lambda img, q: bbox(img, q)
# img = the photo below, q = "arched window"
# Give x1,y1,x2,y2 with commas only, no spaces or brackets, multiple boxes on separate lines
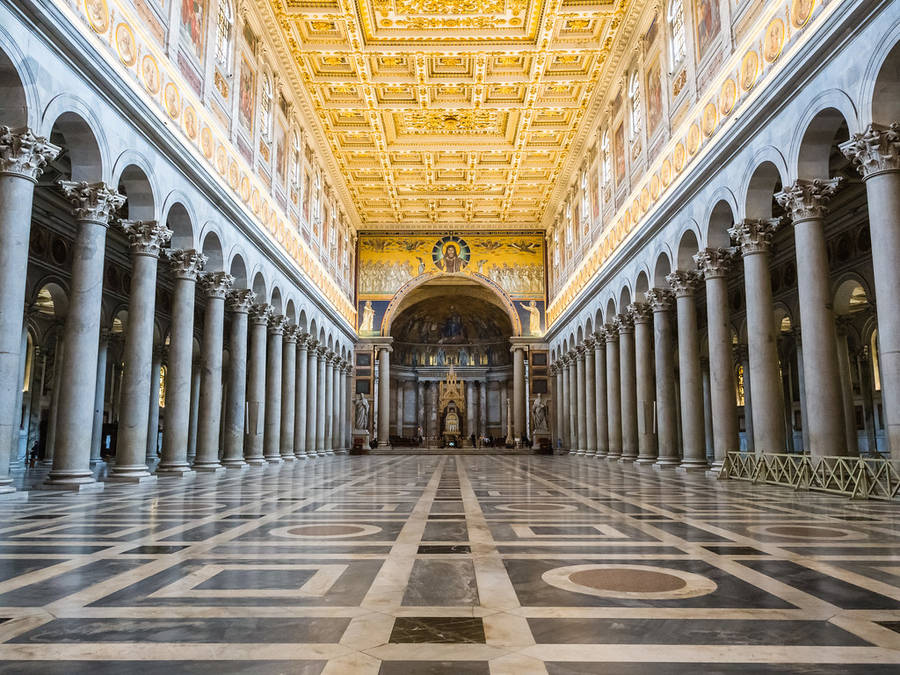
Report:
291,130,302,188
565,202,573,246
313,169,322,223
215,1,234,68
580,169,589,222
260,74,273,138
667,0,686,66
601,131,611,186
629,70,643,141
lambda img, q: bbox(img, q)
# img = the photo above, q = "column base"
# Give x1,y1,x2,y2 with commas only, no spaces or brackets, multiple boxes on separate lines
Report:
107,473,158,485
245,456,266,466
157,466,197,478
265,456,283,464
634,456,659,466
676,462,709,473
43,476,105,492
606,454,622,461
594,452,608,459
294,452,309,459
653,460,680,470
306,451,319,458
280,454,296,462
192,464,226,474
618,455,637,463
220,458,247,469
323,450,335,455
334,449,348,455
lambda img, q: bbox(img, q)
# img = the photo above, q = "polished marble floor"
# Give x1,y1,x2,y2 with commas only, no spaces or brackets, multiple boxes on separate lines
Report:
1,455,900,673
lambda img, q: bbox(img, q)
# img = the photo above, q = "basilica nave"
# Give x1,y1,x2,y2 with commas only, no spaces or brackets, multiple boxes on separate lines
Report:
1,0,900,672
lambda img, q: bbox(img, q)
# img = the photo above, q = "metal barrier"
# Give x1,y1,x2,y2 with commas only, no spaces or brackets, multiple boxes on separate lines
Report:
719,451,900,500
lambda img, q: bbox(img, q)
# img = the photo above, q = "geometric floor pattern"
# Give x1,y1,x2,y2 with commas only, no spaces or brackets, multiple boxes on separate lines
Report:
1,455,899,673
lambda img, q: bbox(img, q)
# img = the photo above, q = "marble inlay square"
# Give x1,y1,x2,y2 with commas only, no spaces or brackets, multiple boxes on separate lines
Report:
389,617,485,643
149,564,349,599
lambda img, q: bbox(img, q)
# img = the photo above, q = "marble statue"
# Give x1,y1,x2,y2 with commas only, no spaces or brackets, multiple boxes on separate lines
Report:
522,300,541,336
531,393,549,432
354,392,369,430
360,300,376,333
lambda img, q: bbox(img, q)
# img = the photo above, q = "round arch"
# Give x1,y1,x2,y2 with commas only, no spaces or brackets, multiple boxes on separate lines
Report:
379,271,523,337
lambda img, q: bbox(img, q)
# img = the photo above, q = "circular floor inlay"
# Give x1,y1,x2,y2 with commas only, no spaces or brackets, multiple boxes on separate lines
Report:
542,564,718,599
494,502,578,513
269,522,382,539
569,568,687,593
746,524,866,541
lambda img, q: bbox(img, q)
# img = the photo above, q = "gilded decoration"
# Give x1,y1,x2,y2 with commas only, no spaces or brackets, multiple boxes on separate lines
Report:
264,0,630,228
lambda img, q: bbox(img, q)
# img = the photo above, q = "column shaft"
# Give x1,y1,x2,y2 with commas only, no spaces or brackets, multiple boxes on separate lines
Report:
280,328,297,461
47,183,124,489
316,349,327,452
90,336,108,466
512,346,526,439
294,339,309,457
159,252,205,474
605,327,621,459
377,347,391,447
245,305,270,465
193,273,232,471
619,316,638,461
263,316,285,463
305,341,319,456
583,344,597,455
631,306,657,464
221,289,253,469
649,289,678,466
575,348,587,453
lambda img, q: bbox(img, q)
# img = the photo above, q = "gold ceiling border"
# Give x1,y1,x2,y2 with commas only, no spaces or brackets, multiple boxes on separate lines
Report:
58,0,356,325
546,0,834,327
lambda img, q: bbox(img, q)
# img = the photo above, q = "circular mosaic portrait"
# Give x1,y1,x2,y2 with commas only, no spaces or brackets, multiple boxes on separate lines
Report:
432,235,471,273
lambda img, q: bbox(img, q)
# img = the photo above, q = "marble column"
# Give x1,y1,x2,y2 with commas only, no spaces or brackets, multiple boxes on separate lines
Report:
146,349,163,463
90,334,109,466
583,338,597,455
566,349,581,455
618,314,638,462
0,127,59,494
245,304,270,465
416,380,425,441
263,314,285,464
193,272,233,472
667,270,707,471
220,289,254,469
552,364,564,450
735,344,755,453
695,248,739,470
730,219,786,454
187,361,201,462
648,288,679,467
841,124,900,454
339,362,351,453
560,356,571,449
702,361,714,460
44,333,64,466
305,339,319,457
293,335,309,458
377,346,391,447
47,182,124,490
575,345,587,454
280,326,298,461
394,377,403,438
158,250,206,475
512,345,527,441
316,346,328,453
794,330,811,453
325,352,336,454
479,381,487,439
333,359,342,452
835,320,859,454
472,380,475,438
605,323,622,460
593,334,609,457
629,303,657,464
776,179,847,456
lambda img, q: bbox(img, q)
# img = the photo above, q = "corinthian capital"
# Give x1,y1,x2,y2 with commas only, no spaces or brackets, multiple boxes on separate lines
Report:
199,271,234,299
283,325,299,343
647,287,674,312
167,249,207,280
119,220,172,257
728,219,779,256
0,127,60,181
617,312,634,333
249,303,272,325
627,301,652,323
775,178,843,221
226,288,256,313
59,181,125,224
839,122,900,178
665,270,702,297
268,314,286,335
694,247,736,279
603,322,619,342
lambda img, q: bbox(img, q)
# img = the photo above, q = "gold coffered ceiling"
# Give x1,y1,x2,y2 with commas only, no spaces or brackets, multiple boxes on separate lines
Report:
264,0,635,229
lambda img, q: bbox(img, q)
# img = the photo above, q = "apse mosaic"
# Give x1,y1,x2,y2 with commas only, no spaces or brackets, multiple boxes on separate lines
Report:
357,232,545,336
